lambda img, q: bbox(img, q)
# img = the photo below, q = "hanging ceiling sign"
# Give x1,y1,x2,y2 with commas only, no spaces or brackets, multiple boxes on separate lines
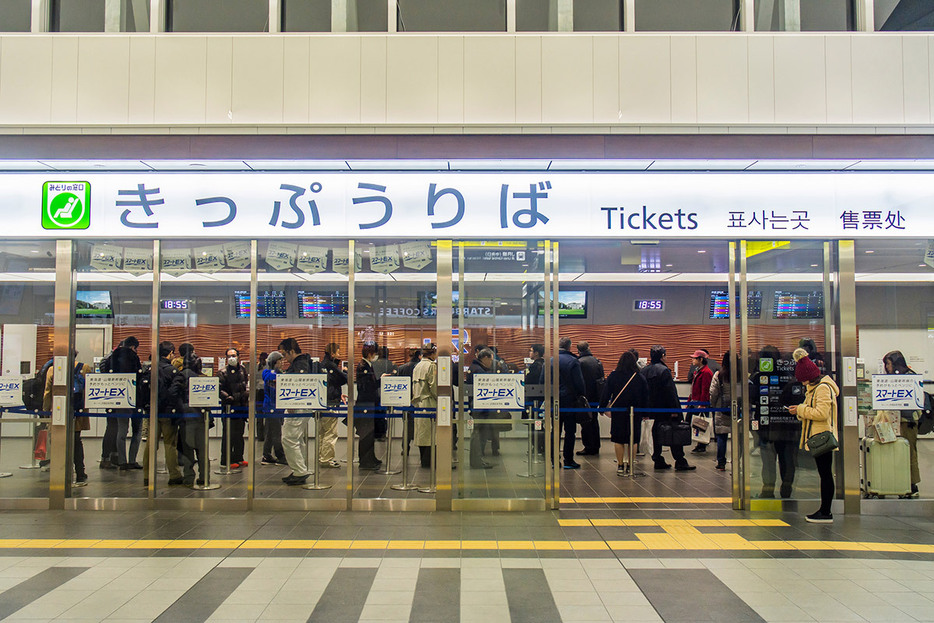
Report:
8,172,931,240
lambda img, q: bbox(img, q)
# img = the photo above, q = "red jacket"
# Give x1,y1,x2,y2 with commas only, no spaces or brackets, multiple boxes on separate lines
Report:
690,365,713,403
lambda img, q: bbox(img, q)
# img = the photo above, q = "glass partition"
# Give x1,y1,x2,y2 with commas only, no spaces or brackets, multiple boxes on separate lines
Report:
635,0,739,31
854,239,932,500
744,241,830,505
167,0,269,32
52,0,105,32
0,241,57,502
0,0,31,31
397,0,506,31
876,0,934,31
756,0,854,31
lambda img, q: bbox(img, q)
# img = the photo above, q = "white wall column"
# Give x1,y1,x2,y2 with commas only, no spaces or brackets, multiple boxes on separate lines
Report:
780,0,801,31
150,0,166,31
388,0,397,32
855,0,875,31
332,0,358,32
506,0,516,32
556,0,572,31
269,0,281,32
104,0,122,32
739,0,755,31
30,0,50,32
623,0,635,32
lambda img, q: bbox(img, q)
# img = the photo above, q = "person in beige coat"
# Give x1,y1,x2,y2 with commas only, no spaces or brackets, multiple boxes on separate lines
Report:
411,344,438,468
788,348,839,524
43,361,92,483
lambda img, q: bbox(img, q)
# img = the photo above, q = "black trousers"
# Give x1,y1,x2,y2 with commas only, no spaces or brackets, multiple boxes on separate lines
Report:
355,404,377,467
814,451,835,514
73,430,85,477
560,413,577,465
220,417,245,464
579,414,601,452
651,418,686,464
100,417,117,461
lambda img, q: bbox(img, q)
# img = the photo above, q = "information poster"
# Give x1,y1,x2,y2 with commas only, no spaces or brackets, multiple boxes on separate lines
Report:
380,376,411,407
276,374,327,410
871,375,924,410
751,356,799,427
0,377,23,407
188,376,220,408
472,374,524,410
85,373,137,409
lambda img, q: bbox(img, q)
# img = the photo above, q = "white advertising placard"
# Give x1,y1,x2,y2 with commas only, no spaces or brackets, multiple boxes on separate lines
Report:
89,243,122,271
380,376,411,407
161,248,191,276
224,241,251,269
188,376,220,408
472,374,524,410
871,375,925,410
370,244,400,273
192,244,226,273
122,246,152,275
0,377,23,407
265,242,297,271
276,374,327,410
297,245,328,274
85,373,137,409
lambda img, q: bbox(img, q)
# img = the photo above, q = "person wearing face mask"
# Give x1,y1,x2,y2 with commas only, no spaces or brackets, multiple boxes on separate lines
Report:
354,344,382,470
218,347,249,469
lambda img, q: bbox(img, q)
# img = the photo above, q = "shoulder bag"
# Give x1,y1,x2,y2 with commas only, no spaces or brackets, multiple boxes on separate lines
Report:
805,379,838,458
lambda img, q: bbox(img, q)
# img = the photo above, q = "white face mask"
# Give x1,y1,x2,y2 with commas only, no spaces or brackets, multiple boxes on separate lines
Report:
227,356,238,367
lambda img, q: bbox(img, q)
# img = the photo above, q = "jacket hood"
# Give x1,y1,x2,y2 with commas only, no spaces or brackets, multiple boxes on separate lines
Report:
813,375,839,393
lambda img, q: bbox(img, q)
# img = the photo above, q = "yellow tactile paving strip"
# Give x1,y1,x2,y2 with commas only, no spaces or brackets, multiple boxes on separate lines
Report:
561,497,732,504
0,536,930,553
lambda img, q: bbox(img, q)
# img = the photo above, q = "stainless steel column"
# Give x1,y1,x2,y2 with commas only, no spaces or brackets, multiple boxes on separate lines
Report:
728,241,742,510
739,241,752,508
147,240,161,503
247,240,257,508
345,239,355,507
836,241,860,515
551,242,561,509
49,240,76,509
434,240,453,510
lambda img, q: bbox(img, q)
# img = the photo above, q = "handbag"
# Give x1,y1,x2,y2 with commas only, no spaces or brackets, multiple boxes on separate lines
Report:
658,420,692,447
806,430,838,457
575,395,592,424
691,415,709,432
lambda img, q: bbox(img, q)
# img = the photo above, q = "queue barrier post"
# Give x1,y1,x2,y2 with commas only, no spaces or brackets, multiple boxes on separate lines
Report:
191,409,221,491
418,412,437,494
376,407,400,476
517,403,541,478
0,414,11,478
214,407,240,475
19,414,42,470
303,411,331,491
391,409,419,491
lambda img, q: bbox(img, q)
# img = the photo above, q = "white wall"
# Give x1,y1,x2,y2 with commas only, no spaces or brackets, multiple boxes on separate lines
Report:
0,33,932,133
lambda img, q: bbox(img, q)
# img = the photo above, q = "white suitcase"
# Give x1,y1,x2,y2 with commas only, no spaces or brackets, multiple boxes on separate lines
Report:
861,438,911,498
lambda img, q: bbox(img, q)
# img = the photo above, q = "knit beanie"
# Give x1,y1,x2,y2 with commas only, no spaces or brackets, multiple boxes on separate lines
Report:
792,348,809,362
266,351,284,369
795,355,820,383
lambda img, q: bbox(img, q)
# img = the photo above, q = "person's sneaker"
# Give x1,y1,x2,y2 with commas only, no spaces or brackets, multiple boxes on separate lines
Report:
563,461,581,470
285,473,309,485
261,456,277,465
805,511,833,524
320,459,341,468
75,473,88,483
674,462,696,471
715,463,726,471
99,460,115,470
239,460,248,467
127,462,143,470
39,459,50,467
229,462,241,469
195,478,205,486
617,466,627,477
691,445,707,454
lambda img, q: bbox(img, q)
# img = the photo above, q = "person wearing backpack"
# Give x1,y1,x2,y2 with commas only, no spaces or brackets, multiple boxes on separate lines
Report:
883,350,922,497
42,357,91,483
141,341,185,486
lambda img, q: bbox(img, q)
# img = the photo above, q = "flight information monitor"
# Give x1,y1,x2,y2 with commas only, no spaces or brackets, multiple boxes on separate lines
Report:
234,290,287,318
298,291,348,318
773,290,824,319
709,290,762,319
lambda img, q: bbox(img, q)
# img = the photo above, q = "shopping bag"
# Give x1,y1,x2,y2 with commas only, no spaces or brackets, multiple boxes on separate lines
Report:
692,419,712,444
872,412,898,444
33,429,48,460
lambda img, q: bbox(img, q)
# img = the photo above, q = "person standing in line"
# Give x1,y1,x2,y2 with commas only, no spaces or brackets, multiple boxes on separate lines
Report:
398,348,422,457
540,337,587,470
708,352,733,471
689,349,714,454
43,356,92,483
411,343,438,468
883,350,922,497
599,351,648,476
788,348,839,523
105,337,143,470
277,338,313,485
218,347,249,469
254,352,268,443
576,341,605,457
260,351,288,466
468,348,496,469
371,346,397,441
317,343,346,469
173,351,207,485
142,341,184,486
354,344,381,470
642,345,695,471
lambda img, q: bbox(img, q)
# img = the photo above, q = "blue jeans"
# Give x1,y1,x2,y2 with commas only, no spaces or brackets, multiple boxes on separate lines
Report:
716,432,729,466
114,416,141,466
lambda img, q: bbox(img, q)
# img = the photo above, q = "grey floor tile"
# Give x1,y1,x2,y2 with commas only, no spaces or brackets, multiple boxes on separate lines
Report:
0,566,88,620
629,568,764,623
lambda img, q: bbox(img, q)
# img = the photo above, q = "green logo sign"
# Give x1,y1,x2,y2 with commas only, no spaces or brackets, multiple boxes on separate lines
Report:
759,358,774,373
42,182,90,230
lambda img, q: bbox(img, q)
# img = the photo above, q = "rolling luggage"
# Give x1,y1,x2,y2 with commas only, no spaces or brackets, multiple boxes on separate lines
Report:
861,437,911,499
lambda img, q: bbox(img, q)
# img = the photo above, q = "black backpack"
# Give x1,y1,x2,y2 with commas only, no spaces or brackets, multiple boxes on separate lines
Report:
21,374,45,411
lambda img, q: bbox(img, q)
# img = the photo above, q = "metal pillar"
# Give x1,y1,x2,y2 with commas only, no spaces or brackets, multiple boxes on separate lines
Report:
836,241,860,515
622,0,635,31
739,241,752,508
147,240,161,503
49,240,76,509
150,0,166,32
855,0,875,32
247,240,257,508
728,241,743,510
268,0,281,32
434,240,453,510
31,0,50,32
345,240,355,507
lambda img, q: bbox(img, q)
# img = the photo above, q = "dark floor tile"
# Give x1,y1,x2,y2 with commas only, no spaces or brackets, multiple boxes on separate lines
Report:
630,569,765,623
153,567,253,623
409,568,459,623
308,567,378,623
503,568,561,623
0,567,88,620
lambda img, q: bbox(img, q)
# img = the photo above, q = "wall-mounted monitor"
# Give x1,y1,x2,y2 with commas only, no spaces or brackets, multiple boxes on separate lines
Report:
76,290,113,318
709,290,762,319
773,290,824,319
298,291,348,318
539,290,588,318
234,290,287,319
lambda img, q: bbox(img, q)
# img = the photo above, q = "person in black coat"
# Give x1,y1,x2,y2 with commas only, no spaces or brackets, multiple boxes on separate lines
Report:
539,337,587,469
600,351,648,476
101,337,143,470
173,352,207,485
354,344,380,469
218,347,249,468
467,349,497,469
641,345,694,471
577,341,605,456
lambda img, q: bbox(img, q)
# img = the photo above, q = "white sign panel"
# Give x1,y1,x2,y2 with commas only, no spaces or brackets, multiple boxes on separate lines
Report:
89,243,122,271
370,244,400,273
224,241,251,269
85,373,136,409
297,245,328,274
161,249,191,276
0,377,23,407
122,246,152,275
8,172,934,240
872,375,925,410
380,376,411,407
276,374,327,410
265,241,296,271
473,374,524,410
188,376,220,408
192,244,226,273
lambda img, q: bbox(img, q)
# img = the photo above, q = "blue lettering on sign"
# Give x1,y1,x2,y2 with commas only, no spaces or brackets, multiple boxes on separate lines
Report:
476,388,516,400
88,387,127,399
875,388,915,402
191,383,214,393
384,383,408,392
0,383,19,391
279,388,318,400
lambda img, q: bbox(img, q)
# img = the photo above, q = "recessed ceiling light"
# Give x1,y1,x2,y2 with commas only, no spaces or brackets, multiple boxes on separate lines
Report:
810,264,819,267
665,264,673,267
920,264,927,267
697,250,707,254
865,250,875,254
124,300,134,304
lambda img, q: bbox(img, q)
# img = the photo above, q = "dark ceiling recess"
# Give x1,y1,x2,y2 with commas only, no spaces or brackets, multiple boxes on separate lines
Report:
881,0,934,30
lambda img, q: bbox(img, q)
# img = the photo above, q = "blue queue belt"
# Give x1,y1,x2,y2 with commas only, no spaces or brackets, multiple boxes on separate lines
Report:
1,406,52,417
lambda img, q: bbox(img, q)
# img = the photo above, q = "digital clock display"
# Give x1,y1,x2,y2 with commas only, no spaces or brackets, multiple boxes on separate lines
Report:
633,299,664,311
161,299,189,311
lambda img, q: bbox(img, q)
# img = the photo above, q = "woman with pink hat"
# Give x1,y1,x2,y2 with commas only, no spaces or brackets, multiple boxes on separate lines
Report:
788,348,839,524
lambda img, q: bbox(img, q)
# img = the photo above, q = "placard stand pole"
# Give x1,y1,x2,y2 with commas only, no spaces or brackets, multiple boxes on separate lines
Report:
303,412,331,490
191,410,220,490
418,415,437,494
517,406,537,478
19,416,41,469
391,410,418,491
215,407,240,475
629,407,644,478
376,407,400,475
